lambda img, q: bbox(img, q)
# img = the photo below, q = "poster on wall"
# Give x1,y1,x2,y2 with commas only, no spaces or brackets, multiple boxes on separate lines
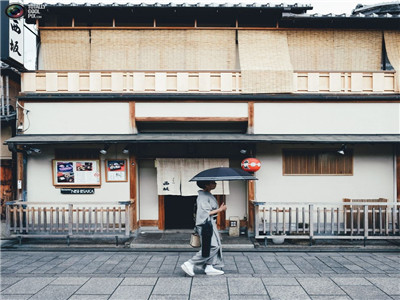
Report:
53,160,101,186
105,160,128,182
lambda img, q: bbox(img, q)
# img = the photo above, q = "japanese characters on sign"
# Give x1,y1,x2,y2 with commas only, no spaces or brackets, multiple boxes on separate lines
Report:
53,160,101,186
9,19,23,65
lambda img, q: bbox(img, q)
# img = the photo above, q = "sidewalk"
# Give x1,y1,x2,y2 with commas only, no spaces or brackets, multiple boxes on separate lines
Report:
1,250,400,299
2,231,399,252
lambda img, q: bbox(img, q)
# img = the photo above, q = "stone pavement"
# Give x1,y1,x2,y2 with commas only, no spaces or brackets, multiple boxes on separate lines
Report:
1,250,400,300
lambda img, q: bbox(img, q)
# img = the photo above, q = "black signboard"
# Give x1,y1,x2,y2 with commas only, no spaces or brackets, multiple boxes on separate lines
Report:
60,188,95,194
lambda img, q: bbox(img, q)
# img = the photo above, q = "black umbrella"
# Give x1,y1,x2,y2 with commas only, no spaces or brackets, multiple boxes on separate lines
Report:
189,167,258,182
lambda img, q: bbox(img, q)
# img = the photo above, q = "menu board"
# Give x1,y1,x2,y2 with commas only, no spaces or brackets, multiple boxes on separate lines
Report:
105,160,128,182
53,160,101,186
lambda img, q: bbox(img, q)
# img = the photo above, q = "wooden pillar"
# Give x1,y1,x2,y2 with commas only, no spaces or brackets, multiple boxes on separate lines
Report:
129,155,137,230
129,101,137,134
158,195,165,230
397,146,400,201
247,101,254,134
247,180,255,233
216,195,226,230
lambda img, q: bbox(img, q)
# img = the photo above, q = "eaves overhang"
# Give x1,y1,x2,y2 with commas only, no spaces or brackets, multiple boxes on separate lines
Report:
5,134,400,146
17,93,400,102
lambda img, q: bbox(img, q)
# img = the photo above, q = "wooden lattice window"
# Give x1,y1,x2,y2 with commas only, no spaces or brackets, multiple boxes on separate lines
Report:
283,149,353,175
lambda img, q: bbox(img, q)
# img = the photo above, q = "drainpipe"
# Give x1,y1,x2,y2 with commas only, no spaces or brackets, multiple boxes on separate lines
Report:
1,76,4,115
5,76,9,115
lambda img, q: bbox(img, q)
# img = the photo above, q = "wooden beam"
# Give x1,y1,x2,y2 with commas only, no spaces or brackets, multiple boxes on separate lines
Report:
129,101,137,134
397,147,400,202
158,195,165,230
247,180,255,232
247,101,254,134
135,117,248,122
139,220,159,227
216,195,226,230
129,155,137,230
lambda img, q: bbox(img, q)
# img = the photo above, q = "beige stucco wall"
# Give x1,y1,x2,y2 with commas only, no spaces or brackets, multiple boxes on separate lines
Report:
26,145,130,203
135,102,248,118
255,144,395,204
254,103,400,134
23,102,131,134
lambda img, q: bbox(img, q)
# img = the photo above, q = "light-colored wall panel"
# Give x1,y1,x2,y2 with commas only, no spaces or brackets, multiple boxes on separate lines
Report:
177,73,189,92
136,102,248,118
45,73,58,92
155,72,167,92
89,73,101,92
372,73,384,92
22,73,36,92
254,103,400,134
329,73,341,92
111,72,123,92
24,102,131,134
256,144,395,204
199,73,211,92
26,146,130,203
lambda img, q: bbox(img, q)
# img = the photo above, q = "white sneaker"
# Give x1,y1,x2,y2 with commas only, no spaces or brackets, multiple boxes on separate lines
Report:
181,261,195,277
205,265,224,276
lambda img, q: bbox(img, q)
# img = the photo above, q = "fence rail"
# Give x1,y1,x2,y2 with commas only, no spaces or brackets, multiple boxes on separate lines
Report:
254,202,400,246
5,201,132,245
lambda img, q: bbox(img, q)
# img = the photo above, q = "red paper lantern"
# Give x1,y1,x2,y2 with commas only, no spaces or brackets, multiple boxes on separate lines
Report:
241,158,261,172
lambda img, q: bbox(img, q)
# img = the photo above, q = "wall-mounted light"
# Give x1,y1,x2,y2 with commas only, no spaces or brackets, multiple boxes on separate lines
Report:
240,149,247,154
122,145,129,154
23,146,41,155
100,144,110,155
337,144,347,155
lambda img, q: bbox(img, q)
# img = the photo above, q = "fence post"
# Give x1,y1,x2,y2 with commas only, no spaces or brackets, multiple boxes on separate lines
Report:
125,204,130,236
68,204,73,236
364,204,368,247
6,205,11,235
309,204,314,246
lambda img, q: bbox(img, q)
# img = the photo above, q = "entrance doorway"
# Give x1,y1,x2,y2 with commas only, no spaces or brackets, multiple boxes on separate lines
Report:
164,195,196,229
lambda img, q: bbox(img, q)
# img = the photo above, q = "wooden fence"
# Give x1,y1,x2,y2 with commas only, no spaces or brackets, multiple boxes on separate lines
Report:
5,201,132,245
254,201,400,246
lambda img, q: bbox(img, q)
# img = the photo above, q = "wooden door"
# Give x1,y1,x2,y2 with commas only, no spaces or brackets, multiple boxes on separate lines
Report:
0,160,13,219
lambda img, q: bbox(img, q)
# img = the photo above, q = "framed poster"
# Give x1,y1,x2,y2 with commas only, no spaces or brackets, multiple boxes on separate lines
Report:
105,160,128,182
53,160,101,186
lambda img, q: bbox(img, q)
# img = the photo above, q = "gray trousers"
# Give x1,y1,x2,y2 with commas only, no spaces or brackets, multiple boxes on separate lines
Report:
188,219,224,267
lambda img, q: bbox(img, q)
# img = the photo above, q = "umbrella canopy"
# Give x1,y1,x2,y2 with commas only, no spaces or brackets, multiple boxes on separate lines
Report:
189,167,258,181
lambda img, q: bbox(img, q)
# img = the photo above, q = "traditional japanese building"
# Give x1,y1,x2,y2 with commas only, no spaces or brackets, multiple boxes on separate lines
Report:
5,2,400,239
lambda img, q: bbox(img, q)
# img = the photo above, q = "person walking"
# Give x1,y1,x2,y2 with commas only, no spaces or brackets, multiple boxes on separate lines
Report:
181,180,227,276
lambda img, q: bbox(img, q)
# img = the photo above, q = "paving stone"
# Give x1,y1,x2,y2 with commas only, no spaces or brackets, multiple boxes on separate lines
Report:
230,296,270,300
367,277,400,295
69,295,110,300
261,277,299,286
190,285,229,300
152,277,191,295
0,277,23,286
267,286,311,300
228,278,267,295
148,296,188,300
192,276,227,286
109,285,153,300
50,277,90,285
311,297,351,300
1,277,55,294
330,277,372,286
29,285,80,300
297,278,345,296
0,295,33,300
75,277,123,294
340,285,393,300
121,277,158,285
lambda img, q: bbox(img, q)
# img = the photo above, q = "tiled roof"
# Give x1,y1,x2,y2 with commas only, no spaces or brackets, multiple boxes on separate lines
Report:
30,2,313,9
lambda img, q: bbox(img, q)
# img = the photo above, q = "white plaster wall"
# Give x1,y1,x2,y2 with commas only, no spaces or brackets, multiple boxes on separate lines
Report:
23,102,131,134
256,144,395,204
26,145,130,204
254,103,400,134
135,102,248,117
225,180,247,220
138,160,158,220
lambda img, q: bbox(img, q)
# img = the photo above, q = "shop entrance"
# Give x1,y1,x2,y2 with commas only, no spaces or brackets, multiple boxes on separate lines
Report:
164,195,196,229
